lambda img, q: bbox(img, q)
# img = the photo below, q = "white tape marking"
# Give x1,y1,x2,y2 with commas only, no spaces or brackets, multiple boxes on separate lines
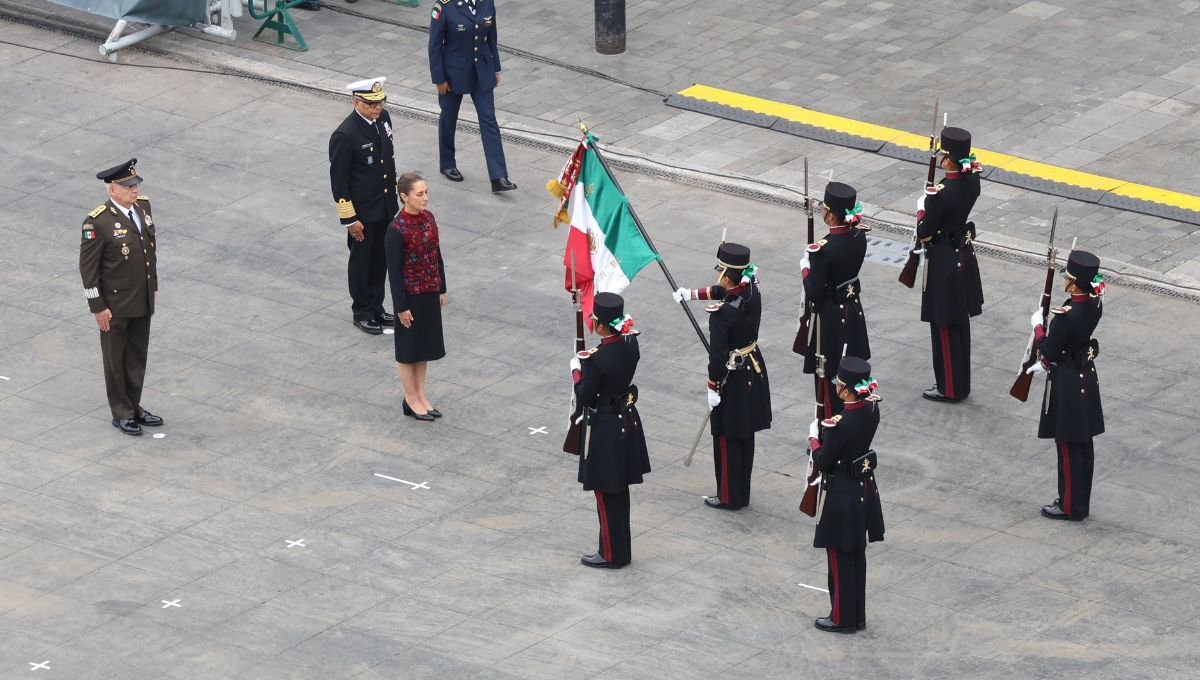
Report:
29,661,50,671
528,426,547,435
161,599,182,608
286,539,306,548
797,582,829,593
374,473,430,490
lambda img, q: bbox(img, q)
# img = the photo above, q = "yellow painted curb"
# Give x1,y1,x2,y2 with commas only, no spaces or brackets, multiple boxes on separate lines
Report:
678,84,1198,214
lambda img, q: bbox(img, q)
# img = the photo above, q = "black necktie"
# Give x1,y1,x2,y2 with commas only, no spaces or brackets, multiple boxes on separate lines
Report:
127,209,139,233
466,0,476,15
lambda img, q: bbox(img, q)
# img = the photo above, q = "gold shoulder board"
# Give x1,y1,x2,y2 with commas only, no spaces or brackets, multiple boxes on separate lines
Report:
88,205,106,218
137,195,150,201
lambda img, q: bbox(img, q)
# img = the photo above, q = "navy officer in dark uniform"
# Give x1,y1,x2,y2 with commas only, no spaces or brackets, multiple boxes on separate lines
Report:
1029,250,1105,521
917,126,984,402
801,181,872,416
808,356,884,633
79,159,163,435
570,293,651,569
329,77,399,335
428,0,516,193
673,242,772,510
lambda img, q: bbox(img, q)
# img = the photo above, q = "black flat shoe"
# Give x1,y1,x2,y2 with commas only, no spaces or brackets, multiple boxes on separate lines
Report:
354,318,383,335
922,387,961,403
814,617,856,634
704,496,734,510
1041,504,1082,521
403,399,435,422
440,167,464,182
134,410,163,426
490,177,517,192
376,311,395,327
112,418,143,436
427,408,442,418
580,553,623,569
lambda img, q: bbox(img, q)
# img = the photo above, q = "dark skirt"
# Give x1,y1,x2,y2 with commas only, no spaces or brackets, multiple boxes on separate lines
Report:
394,292,445,363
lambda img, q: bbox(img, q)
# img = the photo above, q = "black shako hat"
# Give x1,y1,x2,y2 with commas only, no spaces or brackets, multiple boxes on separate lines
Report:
716,242,750,270
833,356,871,389
96,158,142,186
1063,250,1101,291
591,292,624,328
823,181,857,220
940,127,972,161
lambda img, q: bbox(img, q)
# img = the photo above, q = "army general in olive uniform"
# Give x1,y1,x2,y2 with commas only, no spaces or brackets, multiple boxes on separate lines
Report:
79,159,163,436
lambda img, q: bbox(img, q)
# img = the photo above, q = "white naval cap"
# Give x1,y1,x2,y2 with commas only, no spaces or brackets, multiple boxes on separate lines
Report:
346,76,387,101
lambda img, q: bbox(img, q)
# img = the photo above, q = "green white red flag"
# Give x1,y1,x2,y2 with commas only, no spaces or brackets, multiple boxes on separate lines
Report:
549,134,659,329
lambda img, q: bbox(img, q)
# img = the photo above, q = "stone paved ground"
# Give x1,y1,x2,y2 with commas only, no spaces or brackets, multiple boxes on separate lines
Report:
1,11,1200,680
8,0,1195,284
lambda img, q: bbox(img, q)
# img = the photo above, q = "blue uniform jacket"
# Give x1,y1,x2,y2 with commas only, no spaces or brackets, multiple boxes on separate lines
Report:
428,0,500,95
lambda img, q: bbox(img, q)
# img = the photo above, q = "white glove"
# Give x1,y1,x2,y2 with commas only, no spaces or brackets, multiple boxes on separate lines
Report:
916,193,927,213
1030,308,1043,329
1025,361,1048,376
569,356,581,373
808,419,820,441
672,287,691,303
706,388,721,409
799,253,811,277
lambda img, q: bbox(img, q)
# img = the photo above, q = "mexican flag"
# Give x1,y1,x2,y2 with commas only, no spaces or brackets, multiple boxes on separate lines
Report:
551,135,659,330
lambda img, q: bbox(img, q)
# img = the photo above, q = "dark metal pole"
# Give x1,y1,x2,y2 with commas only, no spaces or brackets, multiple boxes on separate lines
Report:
588,141,710,351
594,0,626,55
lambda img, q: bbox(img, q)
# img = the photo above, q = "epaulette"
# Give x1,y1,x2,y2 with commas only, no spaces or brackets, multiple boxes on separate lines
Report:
925,183,944,195
87,205,106,218
820,414,843,428
1051,306,1071,314
438,0,449,4
806,239,828,253
577,347,598,359
137,195,150,201
704,302,724,313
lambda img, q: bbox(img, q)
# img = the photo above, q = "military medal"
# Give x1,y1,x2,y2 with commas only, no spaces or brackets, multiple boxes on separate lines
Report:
121,243,130,258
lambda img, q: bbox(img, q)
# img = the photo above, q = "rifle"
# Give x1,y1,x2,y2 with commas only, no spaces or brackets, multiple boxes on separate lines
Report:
1010,208,1059,402
791,156,815,355
797,316,828,517
562,251,586,454
898,98,941,288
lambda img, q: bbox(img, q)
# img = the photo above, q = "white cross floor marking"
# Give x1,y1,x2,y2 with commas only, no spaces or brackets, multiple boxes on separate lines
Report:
161,599,182,608
0,376,11,381
286,539,306,548
374,473,430,490
528,426,547,435
796,582,829,593
29,661,50,670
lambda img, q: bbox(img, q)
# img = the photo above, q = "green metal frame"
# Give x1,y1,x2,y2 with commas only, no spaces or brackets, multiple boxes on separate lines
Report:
393,0,419,6
247,0,309,52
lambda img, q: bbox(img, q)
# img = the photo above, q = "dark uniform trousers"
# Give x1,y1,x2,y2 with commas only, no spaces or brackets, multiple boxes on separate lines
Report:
594,489,632,565
930,322,971,400
347,219,390,321
713,432,754,509
102,315,151,420
1057,440,1095,519
439,90,507,181
826,547,867,628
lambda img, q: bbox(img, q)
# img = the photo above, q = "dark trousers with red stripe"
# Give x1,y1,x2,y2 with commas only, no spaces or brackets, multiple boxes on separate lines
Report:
1057,440,1095,519
594,489,631,565
929,322,971,400
826,547,867,628
713,434,754,509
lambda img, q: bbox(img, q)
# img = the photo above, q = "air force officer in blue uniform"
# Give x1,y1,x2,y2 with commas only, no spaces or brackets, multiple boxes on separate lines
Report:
428,0,516,193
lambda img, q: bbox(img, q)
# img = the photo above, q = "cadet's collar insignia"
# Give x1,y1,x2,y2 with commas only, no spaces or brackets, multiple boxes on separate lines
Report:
88,205,106,218
1050,305,1071,314
600,334,623,345
1070,294,1090,303
829,226,850,235
842,400,867,411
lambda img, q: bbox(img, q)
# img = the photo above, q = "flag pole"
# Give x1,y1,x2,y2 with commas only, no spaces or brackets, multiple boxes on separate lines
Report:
585,134,710,352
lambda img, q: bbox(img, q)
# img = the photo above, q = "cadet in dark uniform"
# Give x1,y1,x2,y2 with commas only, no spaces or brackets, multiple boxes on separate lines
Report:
79,159,163,436
428,0,516,192
1030,250,1105,521
808,356,884,634
329,77,399,335
801,181,872,416
674,243,772,510
917,127,984,402
570,293,651,568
